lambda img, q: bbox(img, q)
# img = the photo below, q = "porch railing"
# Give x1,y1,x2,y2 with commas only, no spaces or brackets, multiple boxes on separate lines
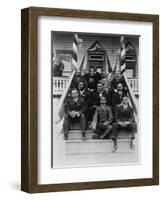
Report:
55,71,75,123
127,78,139,95
53,76,70,96
123,73,138,122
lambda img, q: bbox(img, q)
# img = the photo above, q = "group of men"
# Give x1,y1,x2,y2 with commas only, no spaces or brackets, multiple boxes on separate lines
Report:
63,66,136,152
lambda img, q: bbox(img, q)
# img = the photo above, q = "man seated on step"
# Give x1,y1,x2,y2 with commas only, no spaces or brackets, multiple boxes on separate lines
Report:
110,72,127,94
63,88,86,141
78,80,90,103
101,72,110,95
85,67,98,94
87,81,108,122
92,81,109,106
109,72,127,104
71,70,87,90
111,96,137,152
78,80,91,123
111,83,127,114
90,96,113,139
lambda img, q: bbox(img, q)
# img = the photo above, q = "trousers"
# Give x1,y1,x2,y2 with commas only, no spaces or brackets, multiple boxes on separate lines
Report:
64,113,86,135
111,122,137,140
95,123,112,139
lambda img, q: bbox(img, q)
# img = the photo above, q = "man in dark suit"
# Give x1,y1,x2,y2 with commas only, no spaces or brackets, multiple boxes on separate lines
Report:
81,69,89,81
111,96,137,152
71,71,86,89
94,65,102,83
53,56,64,77
111,83,126,108
78,80,91,123
91,96,113,139
101,72,110,95
92,82,109,106
85,67,98,94
87,82,108,122
64,88,86,141
78,81,90,103
109,72,127,104
110,72,127,93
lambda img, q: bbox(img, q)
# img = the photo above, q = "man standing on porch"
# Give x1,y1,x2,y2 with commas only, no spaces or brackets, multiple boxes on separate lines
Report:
53,55,64,77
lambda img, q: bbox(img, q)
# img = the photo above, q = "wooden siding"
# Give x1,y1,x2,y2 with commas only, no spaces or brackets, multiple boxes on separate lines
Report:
52,32,139,77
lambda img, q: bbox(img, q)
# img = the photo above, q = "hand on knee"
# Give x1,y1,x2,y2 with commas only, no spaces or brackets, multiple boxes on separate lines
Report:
107,125,112,131
112,123,118,128
65,114,69,118
81,113,85,118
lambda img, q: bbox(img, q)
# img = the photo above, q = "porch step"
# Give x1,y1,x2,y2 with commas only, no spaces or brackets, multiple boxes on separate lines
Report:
65,129,134,140
66,130,95,140
65,139,134,155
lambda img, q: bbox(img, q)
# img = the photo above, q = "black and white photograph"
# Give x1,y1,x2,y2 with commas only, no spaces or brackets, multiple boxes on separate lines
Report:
52,31,139,168
20,6,159,193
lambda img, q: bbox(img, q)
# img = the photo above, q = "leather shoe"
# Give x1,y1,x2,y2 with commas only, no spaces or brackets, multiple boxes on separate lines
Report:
64,134,68,140
82,133,86,141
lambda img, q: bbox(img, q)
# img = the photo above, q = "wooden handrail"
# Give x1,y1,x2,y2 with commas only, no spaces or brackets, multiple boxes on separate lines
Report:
123,73,138,117
55,70,75,123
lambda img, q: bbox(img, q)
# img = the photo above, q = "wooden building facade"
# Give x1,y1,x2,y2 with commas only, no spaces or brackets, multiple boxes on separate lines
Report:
52,31,139,79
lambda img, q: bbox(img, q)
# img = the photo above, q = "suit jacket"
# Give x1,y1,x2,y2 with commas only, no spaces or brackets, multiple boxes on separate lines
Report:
71,75,87,89
85,75,98,91
94,71,102,82
78,89,90,103
115,104,134,122
92,104,113,124
65,97,86,115
111,91,126,107
92,90,108,107
110,77,126,92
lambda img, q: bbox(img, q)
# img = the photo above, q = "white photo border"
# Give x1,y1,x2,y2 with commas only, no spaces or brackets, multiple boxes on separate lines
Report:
37,16,153,184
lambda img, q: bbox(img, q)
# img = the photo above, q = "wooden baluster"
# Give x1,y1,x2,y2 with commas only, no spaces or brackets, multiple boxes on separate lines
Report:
59,79,61,94
55,79,57,95
130,79,133,90
58,79,60,94
135,79,136,93
53,78,54,95
67,79,69,89
53,78,55,94
61,80,63,94
133,79,135,93
64,80,66,89
55,79,57,94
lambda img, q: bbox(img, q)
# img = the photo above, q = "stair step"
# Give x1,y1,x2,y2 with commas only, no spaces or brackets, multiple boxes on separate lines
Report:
65,139,134,155
66,130,95,140
64,130,135,140
69,122,91,130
